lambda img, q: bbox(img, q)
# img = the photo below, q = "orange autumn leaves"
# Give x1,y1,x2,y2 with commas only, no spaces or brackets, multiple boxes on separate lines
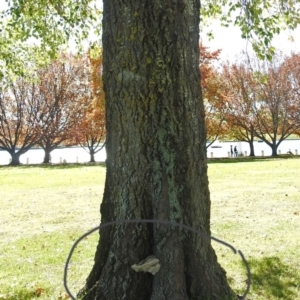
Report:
200,43,228,146
68,51,106,162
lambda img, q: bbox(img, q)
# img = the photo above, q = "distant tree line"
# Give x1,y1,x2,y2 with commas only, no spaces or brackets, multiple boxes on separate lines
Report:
202,48,300,156
1,47,300,165
0,52,106,165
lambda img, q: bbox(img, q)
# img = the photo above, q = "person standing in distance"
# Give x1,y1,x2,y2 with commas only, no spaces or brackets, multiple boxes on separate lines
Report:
234,146,238,157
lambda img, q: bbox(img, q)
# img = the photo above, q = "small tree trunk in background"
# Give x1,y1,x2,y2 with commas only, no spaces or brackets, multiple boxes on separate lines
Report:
43,148,53,163
9,151,21,166
249,141,255,156
248,132,255,156
81,1,236,299
89,149,95,163
271,144,278,156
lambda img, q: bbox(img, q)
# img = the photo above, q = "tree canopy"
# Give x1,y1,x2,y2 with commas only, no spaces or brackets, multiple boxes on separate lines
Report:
1,0,300,79
201,0,300,59
0,0,101,79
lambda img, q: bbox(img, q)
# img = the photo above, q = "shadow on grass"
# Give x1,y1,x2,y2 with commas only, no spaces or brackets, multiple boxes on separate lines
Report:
249,256,299,299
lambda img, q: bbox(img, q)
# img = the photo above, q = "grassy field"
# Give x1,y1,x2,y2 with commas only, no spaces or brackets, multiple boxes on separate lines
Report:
0,159,299,300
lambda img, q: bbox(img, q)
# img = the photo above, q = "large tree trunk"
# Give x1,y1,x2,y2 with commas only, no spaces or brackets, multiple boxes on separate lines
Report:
81,1,236,299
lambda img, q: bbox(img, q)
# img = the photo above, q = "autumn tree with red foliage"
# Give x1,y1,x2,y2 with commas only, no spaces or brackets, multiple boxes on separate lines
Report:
249,53,300,156
280,53,300,139
70,50,106,163
222,61,258,156
199,43,228,147
0,78,47,165
223,53,300,156
36,54,89,163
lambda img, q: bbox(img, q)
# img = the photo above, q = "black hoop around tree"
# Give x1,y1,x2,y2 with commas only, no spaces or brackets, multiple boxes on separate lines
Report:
64,219,251,300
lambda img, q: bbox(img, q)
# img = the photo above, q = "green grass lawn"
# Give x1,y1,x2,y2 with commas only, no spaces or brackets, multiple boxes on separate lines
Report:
0,159,299,300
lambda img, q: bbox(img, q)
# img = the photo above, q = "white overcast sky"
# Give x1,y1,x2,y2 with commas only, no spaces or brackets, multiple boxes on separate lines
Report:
201,20,300,61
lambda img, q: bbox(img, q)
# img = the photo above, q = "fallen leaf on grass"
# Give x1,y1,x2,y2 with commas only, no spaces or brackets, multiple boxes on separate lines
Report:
35,287,45,297
57,294,70,300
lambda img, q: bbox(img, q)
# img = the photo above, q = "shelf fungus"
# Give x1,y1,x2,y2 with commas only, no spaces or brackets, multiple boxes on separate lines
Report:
131,255,161,275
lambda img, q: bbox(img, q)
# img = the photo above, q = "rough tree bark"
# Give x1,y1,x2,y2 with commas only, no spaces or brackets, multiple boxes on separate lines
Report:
81,1,236,299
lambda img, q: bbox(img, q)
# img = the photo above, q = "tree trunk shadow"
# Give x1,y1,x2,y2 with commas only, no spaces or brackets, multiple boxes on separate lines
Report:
249,256,299,299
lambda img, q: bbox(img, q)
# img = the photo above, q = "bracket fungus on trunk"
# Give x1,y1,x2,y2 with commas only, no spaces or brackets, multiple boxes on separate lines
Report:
131,255,161,275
